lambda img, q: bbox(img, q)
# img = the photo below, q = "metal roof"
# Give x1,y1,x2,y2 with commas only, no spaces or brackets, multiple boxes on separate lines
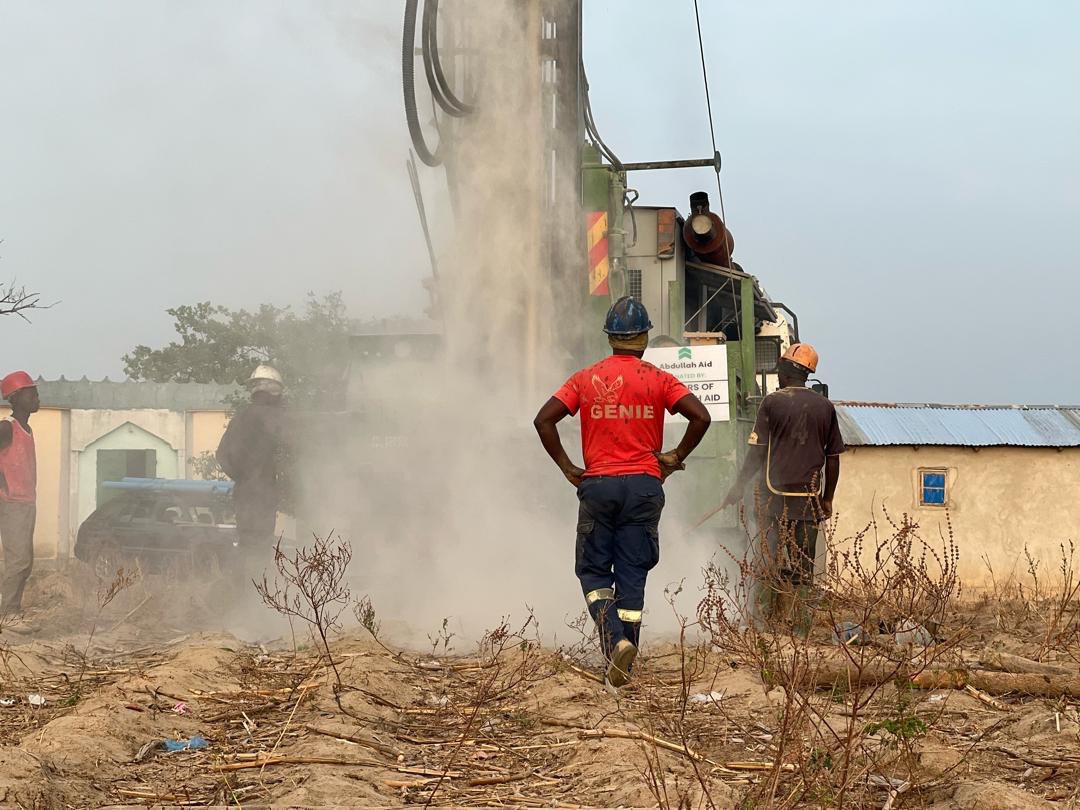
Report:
835,403,1080,448
33,378,238,411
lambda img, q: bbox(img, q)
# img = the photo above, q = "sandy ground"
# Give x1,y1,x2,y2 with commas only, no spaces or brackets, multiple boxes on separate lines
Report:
0,568,1078,809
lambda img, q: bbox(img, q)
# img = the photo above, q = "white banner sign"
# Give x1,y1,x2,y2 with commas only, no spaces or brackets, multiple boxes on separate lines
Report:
643,344,730,422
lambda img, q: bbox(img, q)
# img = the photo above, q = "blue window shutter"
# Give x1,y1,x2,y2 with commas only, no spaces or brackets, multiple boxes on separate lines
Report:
922,486,946,505
920,470,947,505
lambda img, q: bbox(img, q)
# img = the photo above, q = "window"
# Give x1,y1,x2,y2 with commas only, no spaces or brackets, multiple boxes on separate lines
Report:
919,469,947,506
156,501,194,524
626,267,642,301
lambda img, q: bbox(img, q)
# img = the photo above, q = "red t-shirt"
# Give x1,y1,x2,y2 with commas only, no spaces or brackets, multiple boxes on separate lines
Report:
553,355,691,479
0,418,36,503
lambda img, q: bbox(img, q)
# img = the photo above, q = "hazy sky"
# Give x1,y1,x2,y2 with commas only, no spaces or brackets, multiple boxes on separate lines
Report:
2,1,1078,403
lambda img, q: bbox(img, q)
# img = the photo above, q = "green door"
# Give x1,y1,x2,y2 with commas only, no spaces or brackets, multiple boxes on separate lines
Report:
96,449,157,509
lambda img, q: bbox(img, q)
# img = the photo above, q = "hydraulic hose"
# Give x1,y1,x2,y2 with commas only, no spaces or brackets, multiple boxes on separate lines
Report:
403,0,442,166
422,0,474,117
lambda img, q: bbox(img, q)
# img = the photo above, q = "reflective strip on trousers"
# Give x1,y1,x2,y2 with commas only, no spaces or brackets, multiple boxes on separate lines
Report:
617,608,642,623
585,588,615,605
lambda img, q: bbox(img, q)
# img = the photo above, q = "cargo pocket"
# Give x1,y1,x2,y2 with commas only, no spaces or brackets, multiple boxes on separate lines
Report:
575,517,595,571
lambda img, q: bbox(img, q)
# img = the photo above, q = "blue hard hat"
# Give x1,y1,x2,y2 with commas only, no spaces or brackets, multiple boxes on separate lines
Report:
603,296,653,336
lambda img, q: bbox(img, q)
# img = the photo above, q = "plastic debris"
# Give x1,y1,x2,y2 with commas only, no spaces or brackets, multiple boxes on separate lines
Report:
0,698,15,707
928,693,946,703
163,735,208,752
894,620,934,647
172,701,189,715
689,690,726,704
27,694,46,707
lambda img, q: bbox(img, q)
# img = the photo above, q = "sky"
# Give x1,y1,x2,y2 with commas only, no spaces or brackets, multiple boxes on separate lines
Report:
1,1,1078,403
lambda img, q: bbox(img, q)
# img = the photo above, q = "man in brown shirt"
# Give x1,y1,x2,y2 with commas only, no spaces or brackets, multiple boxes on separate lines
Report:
722,343,844,622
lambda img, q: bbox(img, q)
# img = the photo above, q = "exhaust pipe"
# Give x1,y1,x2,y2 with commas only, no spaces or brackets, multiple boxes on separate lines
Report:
683,191,734,266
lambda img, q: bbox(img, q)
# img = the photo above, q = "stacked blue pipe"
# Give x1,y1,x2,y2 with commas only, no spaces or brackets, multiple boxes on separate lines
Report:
102,477,234,495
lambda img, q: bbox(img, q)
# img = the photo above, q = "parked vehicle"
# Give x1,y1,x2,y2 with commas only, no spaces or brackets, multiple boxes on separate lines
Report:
74,478,238,575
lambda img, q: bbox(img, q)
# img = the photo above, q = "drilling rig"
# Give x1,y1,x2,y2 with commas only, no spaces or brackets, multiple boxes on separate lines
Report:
346,0,805,540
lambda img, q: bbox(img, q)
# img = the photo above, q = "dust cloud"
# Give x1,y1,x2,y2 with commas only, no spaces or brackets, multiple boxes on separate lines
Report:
222,1,725,650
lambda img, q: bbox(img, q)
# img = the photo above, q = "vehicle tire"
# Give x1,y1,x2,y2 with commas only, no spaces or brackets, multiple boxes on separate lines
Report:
93,539,131,581
190,544,224,578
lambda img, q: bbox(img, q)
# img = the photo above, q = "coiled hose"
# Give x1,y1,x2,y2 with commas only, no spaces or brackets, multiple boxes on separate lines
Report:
403,0,442,166
404,0,476,166
423,0,474,117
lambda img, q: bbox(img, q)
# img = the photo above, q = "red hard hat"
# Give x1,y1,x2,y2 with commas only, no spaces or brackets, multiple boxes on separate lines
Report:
1,371,36,400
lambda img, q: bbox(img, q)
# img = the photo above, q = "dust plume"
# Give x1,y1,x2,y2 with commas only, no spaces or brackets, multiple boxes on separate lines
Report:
237,1,723,649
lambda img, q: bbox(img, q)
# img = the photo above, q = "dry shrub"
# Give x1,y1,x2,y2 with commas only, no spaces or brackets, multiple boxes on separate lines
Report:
980,540,1080,663
684,505,970,808
255,533,352,689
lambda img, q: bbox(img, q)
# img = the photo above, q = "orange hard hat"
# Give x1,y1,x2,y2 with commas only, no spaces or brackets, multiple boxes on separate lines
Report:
1,371,36,400
781,343,819,373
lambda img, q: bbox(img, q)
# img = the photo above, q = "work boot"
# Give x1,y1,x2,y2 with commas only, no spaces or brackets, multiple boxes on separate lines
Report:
605,638,637,689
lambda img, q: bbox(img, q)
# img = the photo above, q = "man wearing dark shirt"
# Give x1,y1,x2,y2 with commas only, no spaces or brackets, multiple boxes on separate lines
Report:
723,343,844,622
216,365,287,558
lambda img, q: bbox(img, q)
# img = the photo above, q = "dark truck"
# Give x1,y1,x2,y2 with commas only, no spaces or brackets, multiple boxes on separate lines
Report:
74,478,239,576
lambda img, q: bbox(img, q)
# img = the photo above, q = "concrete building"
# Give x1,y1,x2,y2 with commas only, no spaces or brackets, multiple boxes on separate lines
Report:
1,379,236,563
833,403,1080,587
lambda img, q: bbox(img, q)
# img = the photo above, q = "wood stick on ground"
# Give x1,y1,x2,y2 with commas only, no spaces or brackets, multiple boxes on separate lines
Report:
561,660,604,684
812,661,1080,698
115,790,185,800
383,778,438,788
559,724,720,767
989,746,1080,770
215,755,385,773
203,699,288,724
466,770,533,787
304,723,401,759
977,651,1078,677
539,717,717,765
963,684,1012,711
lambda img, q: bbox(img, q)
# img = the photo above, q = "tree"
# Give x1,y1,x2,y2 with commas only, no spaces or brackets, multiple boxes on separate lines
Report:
2,240,45,319
123,292,352,407
0,281,42,319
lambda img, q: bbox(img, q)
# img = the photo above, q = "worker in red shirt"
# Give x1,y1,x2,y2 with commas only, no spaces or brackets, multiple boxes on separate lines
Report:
0,371,40,619
534,297,711,689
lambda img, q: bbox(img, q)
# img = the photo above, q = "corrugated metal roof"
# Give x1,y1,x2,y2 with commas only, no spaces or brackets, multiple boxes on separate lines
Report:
835,403,1080,448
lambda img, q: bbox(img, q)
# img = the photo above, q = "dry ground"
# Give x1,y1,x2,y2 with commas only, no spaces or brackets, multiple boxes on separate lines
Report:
0,565,1078,810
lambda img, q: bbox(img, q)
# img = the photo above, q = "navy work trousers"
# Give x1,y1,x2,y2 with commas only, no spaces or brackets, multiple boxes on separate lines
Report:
575,474,664,656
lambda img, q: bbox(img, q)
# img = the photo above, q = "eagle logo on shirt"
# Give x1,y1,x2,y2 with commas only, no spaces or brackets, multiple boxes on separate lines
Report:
591,375,624,404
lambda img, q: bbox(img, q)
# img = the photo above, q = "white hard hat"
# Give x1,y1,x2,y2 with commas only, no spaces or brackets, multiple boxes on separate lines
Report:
247,364,285,390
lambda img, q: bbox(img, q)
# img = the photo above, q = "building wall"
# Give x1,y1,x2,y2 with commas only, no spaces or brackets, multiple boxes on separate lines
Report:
2,405,230,563
833,445,1080,588
188,411,230,477
0,407,65,561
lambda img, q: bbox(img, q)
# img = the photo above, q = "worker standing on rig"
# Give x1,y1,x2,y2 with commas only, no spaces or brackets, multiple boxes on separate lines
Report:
722,343,843,626
534,297,711,690
0,371,40,621
216,365,288,564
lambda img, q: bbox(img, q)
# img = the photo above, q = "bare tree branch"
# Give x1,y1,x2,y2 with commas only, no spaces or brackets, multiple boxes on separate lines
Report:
0,281,47,321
